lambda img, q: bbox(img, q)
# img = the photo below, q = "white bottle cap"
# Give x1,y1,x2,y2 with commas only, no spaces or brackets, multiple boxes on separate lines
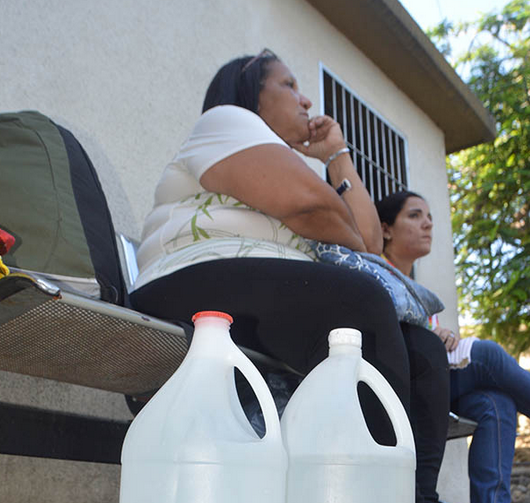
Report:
328,328,362,348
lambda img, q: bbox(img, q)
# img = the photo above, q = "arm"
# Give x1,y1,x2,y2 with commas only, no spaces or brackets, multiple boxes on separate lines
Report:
293,116,383,254
200,143,368,252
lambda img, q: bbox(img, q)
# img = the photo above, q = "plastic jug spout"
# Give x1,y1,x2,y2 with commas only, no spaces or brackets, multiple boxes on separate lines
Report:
328,328,362,356
187,311,234,356
192,310,233,330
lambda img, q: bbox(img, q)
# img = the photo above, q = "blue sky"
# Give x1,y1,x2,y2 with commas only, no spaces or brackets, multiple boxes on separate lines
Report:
399,0,510,31
399,0,512,69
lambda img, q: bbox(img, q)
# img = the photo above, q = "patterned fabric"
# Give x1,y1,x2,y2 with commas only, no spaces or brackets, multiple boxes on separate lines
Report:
312,242,444,326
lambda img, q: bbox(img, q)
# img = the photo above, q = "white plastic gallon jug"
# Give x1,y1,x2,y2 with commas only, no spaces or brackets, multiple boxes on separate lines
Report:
120,310,287,503
281,328,416,503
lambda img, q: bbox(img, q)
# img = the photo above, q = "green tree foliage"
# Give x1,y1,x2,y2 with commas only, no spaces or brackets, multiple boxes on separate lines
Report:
429,0,530,354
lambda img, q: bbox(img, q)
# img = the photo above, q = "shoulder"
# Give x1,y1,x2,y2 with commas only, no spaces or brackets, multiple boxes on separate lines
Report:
198,104,259,123
177,105,288,179
192,105,282,139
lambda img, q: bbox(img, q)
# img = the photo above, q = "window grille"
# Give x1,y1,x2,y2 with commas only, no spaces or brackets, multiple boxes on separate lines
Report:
321,67,409,201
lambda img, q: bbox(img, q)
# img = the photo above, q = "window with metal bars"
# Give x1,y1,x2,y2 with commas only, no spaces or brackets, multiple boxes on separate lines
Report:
321,66,409,201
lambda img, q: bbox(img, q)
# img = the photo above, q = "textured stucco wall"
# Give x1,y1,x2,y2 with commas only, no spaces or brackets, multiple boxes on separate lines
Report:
0,0,458,324
1,0,464,501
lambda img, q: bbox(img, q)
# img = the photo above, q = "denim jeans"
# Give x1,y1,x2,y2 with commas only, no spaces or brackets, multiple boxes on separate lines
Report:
450,340,529,503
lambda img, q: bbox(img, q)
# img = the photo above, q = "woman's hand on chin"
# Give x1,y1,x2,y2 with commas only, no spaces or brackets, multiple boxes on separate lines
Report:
291,115,346,162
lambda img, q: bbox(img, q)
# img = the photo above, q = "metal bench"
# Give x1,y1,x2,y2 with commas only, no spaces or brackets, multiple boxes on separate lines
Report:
0,236,476,465
0,268,297,463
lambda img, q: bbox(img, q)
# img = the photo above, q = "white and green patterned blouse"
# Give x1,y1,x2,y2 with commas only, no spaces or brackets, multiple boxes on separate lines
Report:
134,105,315,290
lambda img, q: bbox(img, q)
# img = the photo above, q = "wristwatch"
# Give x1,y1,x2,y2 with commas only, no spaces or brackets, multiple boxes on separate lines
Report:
336,178,352,196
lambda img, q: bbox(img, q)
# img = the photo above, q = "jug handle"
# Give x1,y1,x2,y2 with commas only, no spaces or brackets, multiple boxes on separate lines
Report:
234,351,282,442
359,359,415,451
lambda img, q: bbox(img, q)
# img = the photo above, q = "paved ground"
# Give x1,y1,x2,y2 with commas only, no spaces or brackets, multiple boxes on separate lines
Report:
512,448,530,503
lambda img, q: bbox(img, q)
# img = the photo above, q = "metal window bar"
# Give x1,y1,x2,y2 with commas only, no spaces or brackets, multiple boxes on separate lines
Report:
388,128,397,192
349,93,357,153
373,117,382,202
321,68,408,199
358,102,366,185
381,123,390,198
341,85,348,150
399,138,408,191
365,108,375,198
394,131,402,187
399,141,405,189
385,128,395,192
341,87,358,178
323,72,333,117
332,79,338,124
353,97,361,154
335,81,344,132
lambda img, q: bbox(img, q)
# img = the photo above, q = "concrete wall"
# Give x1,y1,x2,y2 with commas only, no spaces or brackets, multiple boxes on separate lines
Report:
1,0,459,323
438,438,471,503
0,0,458,323
0,0,463,501
0,371,129,502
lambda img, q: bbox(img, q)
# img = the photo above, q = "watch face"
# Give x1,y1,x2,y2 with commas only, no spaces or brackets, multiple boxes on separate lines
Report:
337,179,351,195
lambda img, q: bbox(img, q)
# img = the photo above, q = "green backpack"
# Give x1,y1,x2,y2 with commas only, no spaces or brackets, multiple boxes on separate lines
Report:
0,111,126,304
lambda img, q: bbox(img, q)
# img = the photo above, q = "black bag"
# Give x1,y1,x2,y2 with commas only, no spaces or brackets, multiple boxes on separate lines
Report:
0,111,126,305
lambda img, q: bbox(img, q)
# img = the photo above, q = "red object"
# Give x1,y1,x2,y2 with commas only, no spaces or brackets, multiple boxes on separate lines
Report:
192,311,234,324
0,229,15,255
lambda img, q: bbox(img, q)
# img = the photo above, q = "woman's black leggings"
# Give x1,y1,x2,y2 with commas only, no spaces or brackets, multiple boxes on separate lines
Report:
131,258,449,502
402,323,450,503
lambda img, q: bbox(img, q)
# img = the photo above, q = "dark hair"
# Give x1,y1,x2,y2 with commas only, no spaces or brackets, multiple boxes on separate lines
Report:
202,51,280,114
375,190,425,226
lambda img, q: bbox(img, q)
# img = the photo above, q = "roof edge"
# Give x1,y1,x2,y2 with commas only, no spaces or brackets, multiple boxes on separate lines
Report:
306,0,497,153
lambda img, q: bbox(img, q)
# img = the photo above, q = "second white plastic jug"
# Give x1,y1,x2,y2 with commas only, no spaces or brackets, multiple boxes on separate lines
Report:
281,327,416,503
120,310,287,503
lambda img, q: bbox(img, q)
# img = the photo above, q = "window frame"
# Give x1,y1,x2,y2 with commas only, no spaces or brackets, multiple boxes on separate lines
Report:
318,63,410,202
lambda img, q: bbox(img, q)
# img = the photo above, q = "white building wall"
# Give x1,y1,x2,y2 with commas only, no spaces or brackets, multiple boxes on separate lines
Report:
0,0,461,501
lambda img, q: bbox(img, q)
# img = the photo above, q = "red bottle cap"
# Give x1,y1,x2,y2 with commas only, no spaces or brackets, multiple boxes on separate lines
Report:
0,229,15,256
192,311,233,324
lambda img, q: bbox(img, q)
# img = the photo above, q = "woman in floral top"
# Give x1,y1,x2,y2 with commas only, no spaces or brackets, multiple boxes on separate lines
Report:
132,51,449,503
